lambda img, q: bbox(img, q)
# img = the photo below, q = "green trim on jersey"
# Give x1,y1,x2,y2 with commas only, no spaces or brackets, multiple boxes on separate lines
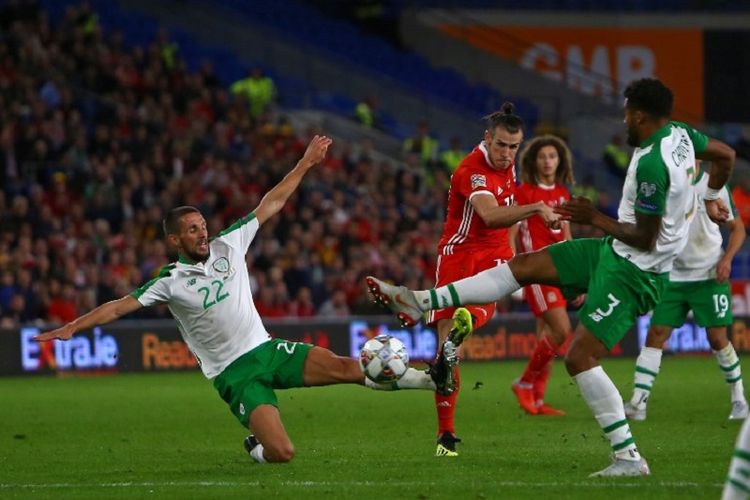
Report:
672,120,709,154
130,264,176,299
178,254,197,265
634,146,670,215
694,169,704,185
216,212,257,239
638,125,669,149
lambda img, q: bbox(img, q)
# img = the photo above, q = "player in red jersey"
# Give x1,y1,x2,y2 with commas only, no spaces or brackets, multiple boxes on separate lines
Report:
428,104,559,456
508,135,581,417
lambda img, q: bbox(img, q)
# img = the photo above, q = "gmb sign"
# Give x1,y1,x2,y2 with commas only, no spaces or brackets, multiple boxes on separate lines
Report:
438,25,704,120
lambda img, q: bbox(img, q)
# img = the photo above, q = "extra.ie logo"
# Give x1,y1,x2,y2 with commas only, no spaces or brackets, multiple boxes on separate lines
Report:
20,327,119,371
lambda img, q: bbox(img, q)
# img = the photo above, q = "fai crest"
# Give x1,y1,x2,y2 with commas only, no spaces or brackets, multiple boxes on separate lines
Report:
639,182,657,197
212,257,230,273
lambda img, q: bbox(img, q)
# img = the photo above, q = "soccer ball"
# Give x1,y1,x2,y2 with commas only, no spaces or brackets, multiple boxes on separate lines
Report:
359,334,409,383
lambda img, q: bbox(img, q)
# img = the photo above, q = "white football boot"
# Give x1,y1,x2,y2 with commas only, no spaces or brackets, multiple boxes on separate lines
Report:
624,401,647,421
590,455,650,477
365,276,422,327
729,400,750,420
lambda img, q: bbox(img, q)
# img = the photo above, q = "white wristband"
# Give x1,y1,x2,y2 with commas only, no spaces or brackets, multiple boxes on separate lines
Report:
704,187,721,201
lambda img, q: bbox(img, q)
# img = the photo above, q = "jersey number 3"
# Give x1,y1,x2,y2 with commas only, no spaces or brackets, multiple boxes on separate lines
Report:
198,280,230,310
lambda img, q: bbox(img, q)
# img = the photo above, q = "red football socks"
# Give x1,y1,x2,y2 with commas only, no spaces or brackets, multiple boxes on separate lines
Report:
435,368,460,435
520,336,556,386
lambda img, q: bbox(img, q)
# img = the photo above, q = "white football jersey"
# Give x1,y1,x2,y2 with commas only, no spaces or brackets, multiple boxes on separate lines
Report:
131,214,270,378
671,172,736,281
612,121,707,274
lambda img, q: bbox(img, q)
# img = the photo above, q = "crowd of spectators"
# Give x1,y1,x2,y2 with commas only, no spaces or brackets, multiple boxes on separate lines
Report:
0,1,462,327
0,2,634,329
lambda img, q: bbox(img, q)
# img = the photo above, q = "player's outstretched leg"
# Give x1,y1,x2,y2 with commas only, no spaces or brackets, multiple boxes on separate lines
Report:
365,367,437,391
301,345,436,391
367,262,524,327
366,276,424,327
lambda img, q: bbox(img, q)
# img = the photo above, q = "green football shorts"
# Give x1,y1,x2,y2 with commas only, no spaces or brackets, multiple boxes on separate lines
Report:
547,237,668,350
650,279,732,328
212,339,313,428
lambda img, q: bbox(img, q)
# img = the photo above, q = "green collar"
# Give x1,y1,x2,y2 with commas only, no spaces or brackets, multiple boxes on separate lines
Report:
177,253,207,265
639,121,672,149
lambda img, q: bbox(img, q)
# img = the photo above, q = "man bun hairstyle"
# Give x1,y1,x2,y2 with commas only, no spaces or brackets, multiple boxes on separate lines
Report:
484,101,524,134
624,78,673,119
163,206,200,236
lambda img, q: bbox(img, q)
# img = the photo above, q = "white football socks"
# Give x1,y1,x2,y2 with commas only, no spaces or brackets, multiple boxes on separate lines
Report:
576,366,641,461
715,343,746,403
630,347,662,409
396,368,437,390
364,368,436,391
413,263,520,311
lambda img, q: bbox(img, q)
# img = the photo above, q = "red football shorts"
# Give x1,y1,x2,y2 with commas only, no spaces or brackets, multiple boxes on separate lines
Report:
523,284,566,317
427,246,513,329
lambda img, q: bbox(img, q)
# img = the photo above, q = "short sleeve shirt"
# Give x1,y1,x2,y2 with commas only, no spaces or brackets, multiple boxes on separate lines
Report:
437,142,516,255
131,213,270,378
612,121,709,273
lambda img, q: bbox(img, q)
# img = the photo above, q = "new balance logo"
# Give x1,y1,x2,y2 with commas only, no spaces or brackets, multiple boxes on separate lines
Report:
187,278,197,286
441,296,449,307
588,293,621,322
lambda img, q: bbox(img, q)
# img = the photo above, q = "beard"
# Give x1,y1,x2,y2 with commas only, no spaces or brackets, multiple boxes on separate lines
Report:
626,124,640,147
183,245,210,263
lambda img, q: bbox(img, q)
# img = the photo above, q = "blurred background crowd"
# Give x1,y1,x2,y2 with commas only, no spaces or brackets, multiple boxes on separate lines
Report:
2,0,748,327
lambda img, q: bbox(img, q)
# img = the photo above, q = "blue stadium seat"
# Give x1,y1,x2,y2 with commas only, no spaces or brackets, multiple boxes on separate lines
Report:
203,0,539,127
40,0,540,142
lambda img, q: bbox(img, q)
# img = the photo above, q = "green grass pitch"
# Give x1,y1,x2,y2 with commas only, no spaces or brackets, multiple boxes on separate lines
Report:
0,357,742,499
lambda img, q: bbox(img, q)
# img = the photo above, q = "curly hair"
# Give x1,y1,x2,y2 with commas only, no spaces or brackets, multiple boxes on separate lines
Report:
518,135,575,186
624,78,673,119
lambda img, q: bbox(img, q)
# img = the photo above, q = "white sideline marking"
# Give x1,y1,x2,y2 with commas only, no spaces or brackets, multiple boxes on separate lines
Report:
0,480,723,489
